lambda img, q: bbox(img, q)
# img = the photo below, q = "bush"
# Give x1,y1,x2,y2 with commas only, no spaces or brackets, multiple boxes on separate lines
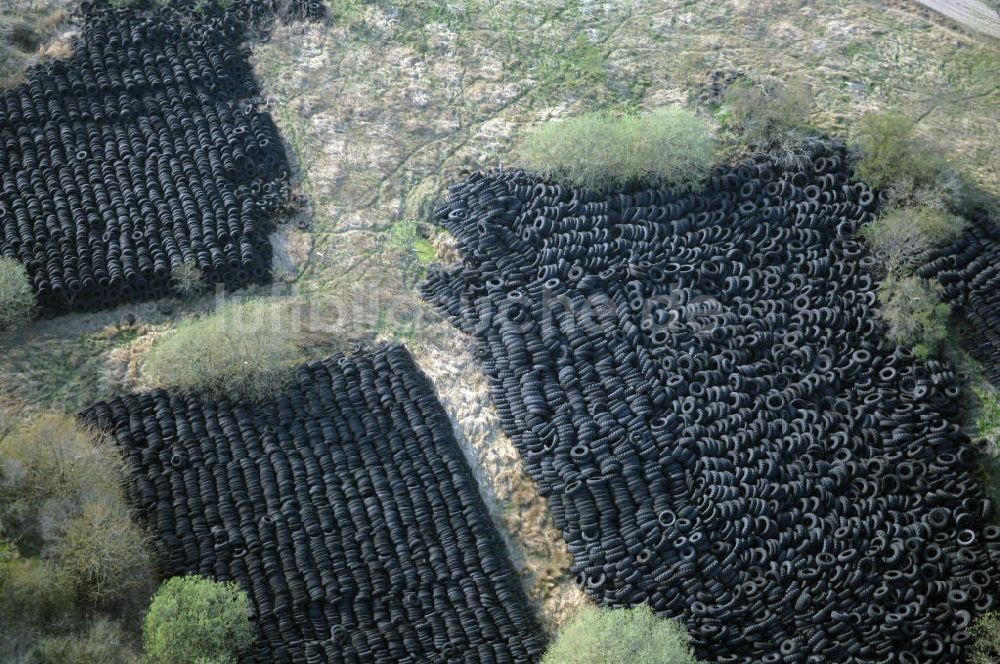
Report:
0,256,35,331
970,611,1000,664
851,110,966,211
34,618,137,664
861,206,967,275
143,298,304,401
879,276,951,359
0,556,75,629
0,414,124,554
720,74,814,159
541,604,703,664
143,576,253,664
170,262,204,297
0,414,118,505
0,414,149,664
56,498,153,612
519,107,715,191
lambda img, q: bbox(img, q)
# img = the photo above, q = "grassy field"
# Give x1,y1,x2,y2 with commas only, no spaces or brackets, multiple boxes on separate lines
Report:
1,0,998,631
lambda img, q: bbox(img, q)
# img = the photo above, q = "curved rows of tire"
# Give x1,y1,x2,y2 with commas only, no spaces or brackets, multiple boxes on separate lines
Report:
919,214,1000,386
421,144,1000,664
0,0,321,314
83,345,545,664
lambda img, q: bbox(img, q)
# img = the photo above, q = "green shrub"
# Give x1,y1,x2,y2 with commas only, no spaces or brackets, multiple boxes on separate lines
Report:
541,604,703,664
879,276,951,359
0,415,149,663
861,206,967,275
143,298,304,401
0,414,153,610
720,74,814,158
0,256,35,331
143,576,253,664
0,414,122,552
0,556,75,628
850,110,969,212
34,618,137,664
970,611,1000,664
170,262,204,297
519,107,715,191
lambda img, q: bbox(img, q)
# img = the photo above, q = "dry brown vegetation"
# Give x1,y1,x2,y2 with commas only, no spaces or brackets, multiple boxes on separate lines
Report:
0,1,76,91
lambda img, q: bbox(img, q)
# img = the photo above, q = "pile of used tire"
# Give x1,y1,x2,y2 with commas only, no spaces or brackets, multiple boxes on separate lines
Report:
83,345,544,664
918,212,1000,385
0,0,316,314
422,144,1000,663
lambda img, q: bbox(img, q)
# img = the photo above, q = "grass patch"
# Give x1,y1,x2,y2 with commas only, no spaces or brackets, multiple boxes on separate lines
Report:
542,604,704,664
519,107,715,191
975,386,1000,440
387,220,437,265
143,298,306,401
0,2,72,90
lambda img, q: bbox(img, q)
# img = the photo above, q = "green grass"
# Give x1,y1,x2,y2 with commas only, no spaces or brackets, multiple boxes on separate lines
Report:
387,220,437,265
975,386,1000,439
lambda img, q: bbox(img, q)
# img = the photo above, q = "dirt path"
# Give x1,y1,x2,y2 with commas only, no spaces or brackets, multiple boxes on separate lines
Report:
914,0,1000,38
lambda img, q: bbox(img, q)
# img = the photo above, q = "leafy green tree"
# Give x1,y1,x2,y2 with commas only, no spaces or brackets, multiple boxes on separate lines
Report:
143,576,253,664
542,604,704,664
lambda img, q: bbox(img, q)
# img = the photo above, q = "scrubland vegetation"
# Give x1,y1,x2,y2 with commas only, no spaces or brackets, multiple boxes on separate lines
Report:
0,414,152,663
143,576,253,664
519,107,715,191
143,298,306,401
541,604,702,664
0,257,36,333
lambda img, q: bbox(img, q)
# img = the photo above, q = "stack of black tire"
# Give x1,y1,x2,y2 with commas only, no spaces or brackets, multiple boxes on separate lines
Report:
422,144,1000,663
83,345,544,664
918,212,1000,385
0,0,318,314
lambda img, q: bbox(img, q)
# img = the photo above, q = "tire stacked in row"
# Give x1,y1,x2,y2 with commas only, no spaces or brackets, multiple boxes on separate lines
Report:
79,0,327,25
0,1,299,314
83,345,544,664
918,212,1000,385
421,145,1000,663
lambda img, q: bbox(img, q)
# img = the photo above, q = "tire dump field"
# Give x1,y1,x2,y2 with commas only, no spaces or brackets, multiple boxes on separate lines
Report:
83,345,545,664
0,0,319,314
422,145,1000,663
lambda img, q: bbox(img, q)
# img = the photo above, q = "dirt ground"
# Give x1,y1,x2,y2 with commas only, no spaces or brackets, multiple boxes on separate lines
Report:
1,0,998,631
